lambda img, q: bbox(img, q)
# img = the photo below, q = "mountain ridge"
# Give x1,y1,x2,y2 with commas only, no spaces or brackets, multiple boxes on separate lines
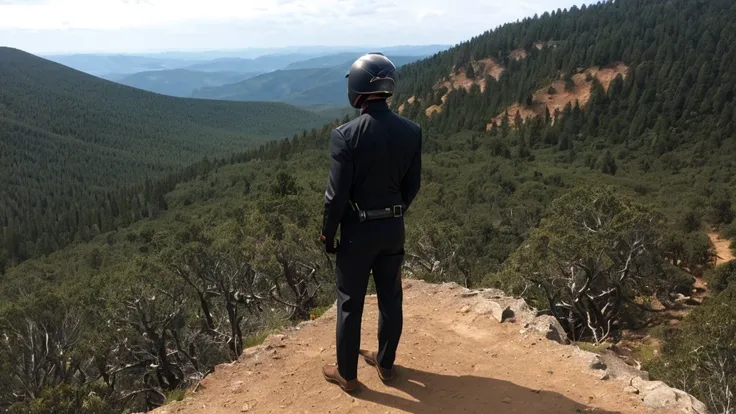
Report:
107,68,263,97
192,55,429,106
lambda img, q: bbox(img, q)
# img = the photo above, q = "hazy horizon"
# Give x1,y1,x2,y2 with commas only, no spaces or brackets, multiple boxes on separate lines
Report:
0,0,589,55
35,43,453,57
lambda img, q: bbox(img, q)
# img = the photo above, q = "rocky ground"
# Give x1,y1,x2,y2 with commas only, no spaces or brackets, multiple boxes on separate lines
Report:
710,232,735,265
153,279,707,414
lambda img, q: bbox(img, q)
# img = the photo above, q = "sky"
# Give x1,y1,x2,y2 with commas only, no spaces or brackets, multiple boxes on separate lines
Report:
0,0,590,54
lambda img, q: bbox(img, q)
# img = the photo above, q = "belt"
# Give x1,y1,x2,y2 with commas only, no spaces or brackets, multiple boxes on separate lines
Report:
351,202,404,222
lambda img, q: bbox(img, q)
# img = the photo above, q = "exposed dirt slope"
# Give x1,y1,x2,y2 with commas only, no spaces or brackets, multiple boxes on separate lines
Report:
153,279,695,414
489,62,629,129
397,96,418,116
510,48,528,60
709,232,735,265
417,58,504,118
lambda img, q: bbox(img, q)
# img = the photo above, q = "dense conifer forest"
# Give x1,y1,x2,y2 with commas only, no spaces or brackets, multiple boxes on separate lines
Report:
0,47,330,269
1,0,736,412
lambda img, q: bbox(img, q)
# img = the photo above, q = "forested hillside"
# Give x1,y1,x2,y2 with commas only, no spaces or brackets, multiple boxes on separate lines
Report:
2,0,736,413
0,47,330,269
392,0,736,142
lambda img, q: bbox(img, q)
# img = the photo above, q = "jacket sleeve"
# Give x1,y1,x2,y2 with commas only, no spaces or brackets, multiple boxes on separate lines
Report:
401,128,422,212
322,128,354,240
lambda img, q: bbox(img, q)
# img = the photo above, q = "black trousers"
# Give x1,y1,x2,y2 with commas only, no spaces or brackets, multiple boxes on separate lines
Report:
335,217,405,381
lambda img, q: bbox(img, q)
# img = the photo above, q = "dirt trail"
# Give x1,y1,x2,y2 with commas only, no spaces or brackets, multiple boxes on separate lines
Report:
614,232,734,367
155,280,670,414
709,232,735,265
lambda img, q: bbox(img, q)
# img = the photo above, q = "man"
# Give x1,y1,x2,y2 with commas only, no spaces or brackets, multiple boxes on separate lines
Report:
320,52,422,392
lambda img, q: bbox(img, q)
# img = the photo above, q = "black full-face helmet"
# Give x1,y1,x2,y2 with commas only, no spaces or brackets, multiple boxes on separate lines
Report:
345,52,396,108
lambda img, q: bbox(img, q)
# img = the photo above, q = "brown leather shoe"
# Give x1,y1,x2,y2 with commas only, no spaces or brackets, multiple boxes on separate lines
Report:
322,364,359,392
359,349,394,381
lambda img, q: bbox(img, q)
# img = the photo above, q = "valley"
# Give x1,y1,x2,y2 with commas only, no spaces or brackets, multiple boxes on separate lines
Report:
0,46,330,267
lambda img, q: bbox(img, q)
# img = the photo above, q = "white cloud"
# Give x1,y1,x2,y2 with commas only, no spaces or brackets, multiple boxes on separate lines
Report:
1,0,307,30
0,0,590,53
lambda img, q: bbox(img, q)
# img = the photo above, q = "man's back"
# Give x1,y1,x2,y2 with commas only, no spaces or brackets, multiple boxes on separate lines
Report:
335,100,421,211
322,99,422,239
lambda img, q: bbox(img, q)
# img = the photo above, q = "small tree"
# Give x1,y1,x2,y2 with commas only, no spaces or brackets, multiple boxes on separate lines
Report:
504,186,675,344
270,171,299,197
708,189,734,225
564,72,575,92
465,63,476,79
600,150,618,175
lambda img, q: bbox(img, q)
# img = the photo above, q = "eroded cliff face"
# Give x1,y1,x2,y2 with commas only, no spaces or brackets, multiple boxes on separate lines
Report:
152,279,707,414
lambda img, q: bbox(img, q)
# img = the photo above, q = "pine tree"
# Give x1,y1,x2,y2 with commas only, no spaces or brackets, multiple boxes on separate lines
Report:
465,64,476,79
600,150,617,175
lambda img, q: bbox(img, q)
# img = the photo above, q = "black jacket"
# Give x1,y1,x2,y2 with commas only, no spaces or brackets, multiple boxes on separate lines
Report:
322,99,422,240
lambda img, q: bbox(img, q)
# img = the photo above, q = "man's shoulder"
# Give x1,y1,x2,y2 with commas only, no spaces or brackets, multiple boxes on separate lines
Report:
335,111,421,135
334,116,363,136
392,112,421,132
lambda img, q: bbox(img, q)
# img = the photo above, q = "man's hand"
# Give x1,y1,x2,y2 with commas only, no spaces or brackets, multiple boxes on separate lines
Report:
320,234,339,254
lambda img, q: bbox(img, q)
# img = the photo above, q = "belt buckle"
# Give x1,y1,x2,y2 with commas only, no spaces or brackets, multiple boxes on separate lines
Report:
392,205,403,218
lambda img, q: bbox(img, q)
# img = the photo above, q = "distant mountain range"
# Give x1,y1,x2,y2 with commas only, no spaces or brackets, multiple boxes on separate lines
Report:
180,54,319,73
192,54,431,106
48,53,320,78
43,45,450,77
42,45,450,105
105,69,263,98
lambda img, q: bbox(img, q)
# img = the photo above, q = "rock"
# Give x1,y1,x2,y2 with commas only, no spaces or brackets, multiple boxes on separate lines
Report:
630,377,709,413
502,396,512,404
479,288,506,299
459,305,471,313
643,385,682,408
523,315,569,344
624,386,639,395
508,298,531,317
488,297,536,324
473,301,513,323
461,290,479,297
243,349,257,358
599,350,649,381
230,380,244,393
570,346,608,375
673,293,690,303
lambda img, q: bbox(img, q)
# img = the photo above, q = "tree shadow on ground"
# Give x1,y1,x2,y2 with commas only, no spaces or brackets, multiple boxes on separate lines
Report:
352,365,622,414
